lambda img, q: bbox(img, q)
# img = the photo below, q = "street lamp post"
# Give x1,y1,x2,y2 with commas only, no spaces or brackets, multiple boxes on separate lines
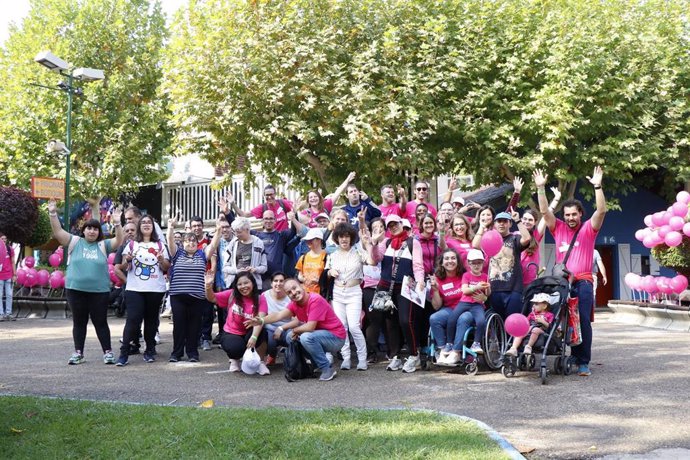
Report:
34,51,104,230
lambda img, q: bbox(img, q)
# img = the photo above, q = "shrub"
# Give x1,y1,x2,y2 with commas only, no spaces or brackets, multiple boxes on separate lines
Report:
0,187,38,244
26,207,52,248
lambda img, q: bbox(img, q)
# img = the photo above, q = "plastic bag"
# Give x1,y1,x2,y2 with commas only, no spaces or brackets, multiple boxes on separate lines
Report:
241,347,261,375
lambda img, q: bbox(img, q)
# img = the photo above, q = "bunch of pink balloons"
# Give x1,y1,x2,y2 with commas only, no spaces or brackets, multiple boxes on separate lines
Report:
49,270,65,289
635,191,690,249
624,272,688,297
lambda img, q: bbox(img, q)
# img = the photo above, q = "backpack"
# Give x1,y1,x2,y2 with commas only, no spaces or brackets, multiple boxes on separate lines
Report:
284,340,315,382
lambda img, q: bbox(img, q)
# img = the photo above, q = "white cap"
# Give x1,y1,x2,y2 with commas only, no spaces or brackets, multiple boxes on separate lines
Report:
314,212,330,222
531,293,551,304
466,249,485,262
303,228,324,242
401,218,412,229
452,196,465,205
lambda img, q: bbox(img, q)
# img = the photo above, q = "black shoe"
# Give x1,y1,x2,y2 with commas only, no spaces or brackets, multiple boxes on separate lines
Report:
188,356,199,363
212,333,223,345
143,351,156,363
128,344,141,355
168,355,180,363
367,352,379,364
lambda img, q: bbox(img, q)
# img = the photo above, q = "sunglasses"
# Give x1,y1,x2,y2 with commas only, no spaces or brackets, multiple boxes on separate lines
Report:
416,187,428,191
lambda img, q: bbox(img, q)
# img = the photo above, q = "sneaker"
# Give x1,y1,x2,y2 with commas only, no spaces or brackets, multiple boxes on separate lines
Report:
439,344,452,360
155,332,161,345
103,351,115,365
504,348,518,357
357,362,368,371
265,355,276,366
258,362,271,375
366,352,378,364
115,355,128,367
143,351,156,363
470,342,484,354
386,356,403,371
523,345,533,355
201,339,212,351
68,352,84,365
0,315,5,322
340,359,351,370
160,307,172,318
319,366,337,381
188,356,199,363
128,344,141,355
9,315,16,321
578,364,591,376
168,355,179,363
212,333,223,345
445,351,461,364
402,354,421,373
229,359,241,372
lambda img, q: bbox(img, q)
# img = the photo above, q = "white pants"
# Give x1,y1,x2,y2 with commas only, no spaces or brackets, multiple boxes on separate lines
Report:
331,285,367,362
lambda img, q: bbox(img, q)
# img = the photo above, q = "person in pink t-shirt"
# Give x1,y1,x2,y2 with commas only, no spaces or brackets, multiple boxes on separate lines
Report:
246,279,346,381
378,184,407,219
0,234,16,321
534,166,607,377
299,172,355,228
519,191,562,287
439,214,474,270
404,180,437,221
206,271,270,375
230,185,294,231
505,293,555,356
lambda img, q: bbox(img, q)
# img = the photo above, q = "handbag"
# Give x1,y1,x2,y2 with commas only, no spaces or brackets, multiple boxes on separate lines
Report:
551,226,581,279
369,242,407,312
566,297,582,346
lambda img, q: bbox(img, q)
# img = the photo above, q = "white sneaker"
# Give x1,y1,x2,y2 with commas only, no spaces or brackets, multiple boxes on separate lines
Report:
402,354,421,373
446,351,461,364
340,359,351,370
386,356,403,371
229,359,241,372
470,342,483,354
155,332,162,345
258,362,270,375
160,307,172,318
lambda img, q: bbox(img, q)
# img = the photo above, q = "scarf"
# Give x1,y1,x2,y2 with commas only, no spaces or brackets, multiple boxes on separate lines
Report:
390,230,410,250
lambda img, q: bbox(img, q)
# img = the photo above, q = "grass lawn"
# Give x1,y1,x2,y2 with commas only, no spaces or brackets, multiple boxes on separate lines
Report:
0,395,508,459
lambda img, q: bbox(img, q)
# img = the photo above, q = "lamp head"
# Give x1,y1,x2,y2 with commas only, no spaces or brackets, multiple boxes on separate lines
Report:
73,68,104,82
34,51,69,72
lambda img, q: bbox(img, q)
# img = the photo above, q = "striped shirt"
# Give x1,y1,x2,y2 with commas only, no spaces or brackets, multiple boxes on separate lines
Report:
326,247,367,284
169,249,207,299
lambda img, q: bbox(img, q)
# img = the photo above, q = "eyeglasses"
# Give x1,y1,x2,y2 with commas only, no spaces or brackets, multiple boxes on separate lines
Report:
263,217,275,221
469,260,484,265
416,187,428,191
264,193,275,197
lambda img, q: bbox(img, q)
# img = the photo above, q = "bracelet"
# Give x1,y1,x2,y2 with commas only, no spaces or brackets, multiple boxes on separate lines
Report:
537,189,546,196
49,212,58,217
594,185,602,190
250,335,258,341
277,326,284,332
259,317,265,325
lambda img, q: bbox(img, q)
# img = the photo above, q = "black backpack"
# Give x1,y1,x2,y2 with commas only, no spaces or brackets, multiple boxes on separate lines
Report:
284,340,315,382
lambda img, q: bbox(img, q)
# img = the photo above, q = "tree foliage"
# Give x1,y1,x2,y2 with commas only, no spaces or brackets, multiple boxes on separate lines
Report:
0,0,172,201
165,0,690,203
0,187,38,244
26,207,52,248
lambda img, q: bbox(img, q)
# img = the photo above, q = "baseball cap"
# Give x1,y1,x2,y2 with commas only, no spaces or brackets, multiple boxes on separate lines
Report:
451,196,465,205
314,212,330,222
531,293,551,304
401,218,412,229
385,214,402,227
303,228,324,242
466,249,485,262
495,212,512,221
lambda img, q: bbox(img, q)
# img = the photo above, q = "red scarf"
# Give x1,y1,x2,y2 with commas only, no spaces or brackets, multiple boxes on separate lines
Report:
390,230,410,250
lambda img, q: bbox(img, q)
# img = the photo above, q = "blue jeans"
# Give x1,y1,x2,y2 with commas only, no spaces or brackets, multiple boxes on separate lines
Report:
266,324,289,357
452,312,475,351
489,291,522,319
571,280,594,365
0,279,13,315
298,330,345,371
453,302,486,344
429,307,453,347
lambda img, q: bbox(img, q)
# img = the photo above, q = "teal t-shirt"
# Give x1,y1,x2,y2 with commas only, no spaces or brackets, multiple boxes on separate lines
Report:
65,237,112,293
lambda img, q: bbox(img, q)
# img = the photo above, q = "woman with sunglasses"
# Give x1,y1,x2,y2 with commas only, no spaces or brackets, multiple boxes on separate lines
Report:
47,200,123,366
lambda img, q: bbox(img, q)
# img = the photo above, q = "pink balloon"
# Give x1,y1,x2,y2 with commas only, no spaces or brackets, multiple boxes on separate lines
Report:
683,223,690,237
37,269,50,286
669,216,685,231
644,215,654,228
665,231,682,247
52,270,64,279
643,234,657,248
670,275,689,293
656,278,672,294
634,229,647,241
16,268,27,286
24,256,35,269
663,211,673,224
677,191,690,204
643,276,658,293
652,212,665,227
658,225,671,238
624,273,637,289
24,271,37,287
480,230,504,258
48,253,62,268
107,253,116,264
630,274,642,290
672,202,689,218
505,313,530,338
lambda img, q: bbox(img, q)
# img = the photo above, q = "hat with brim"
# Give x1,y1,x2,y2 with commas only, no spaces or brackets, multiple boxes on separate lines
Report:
531,293,551,304
451,196,465,205
314,212,330,222
303,228,324,242
401,218,412,229
495,212,512,221
385,214,402,227
466,249,485,262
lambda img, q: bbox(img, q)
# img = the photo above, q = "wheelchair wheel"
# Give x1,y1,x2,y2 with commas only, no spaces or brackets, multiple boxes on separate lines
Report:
501,365,515,378
465,362,478,376
482,311,506,370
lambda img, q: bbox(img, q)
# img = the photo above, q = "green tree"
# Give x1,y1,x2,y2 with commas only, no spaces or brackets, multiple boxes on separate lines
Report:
165,0,690,203
0,0,172,201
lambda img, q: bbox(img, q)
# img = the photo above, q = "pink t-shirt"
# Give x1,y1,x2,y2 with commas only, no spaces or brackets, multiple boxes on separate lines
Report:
251,200,294,231
379,202,404,218
287,293,346,339
520,228,543,286
445,238,472,269
216,289,268,335
301,199,334,228
528,309,555,327
404,201,438,223
460,271,489,304
552,219,597,277
437,275,463,309
0,244,14,280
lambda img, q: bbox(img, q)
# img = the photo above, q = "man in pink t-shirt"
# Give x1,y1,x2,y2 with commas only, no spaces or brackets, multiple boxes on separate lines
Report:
245,279,345,381
534,166,607,377
404,180,437,220
231,185,294,231
378,184,407,218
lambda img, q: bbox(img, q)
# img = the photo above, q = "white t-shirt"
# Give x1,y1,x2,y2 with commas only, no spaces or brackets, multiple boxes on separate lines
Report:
122,240,170,293
261,290,291,328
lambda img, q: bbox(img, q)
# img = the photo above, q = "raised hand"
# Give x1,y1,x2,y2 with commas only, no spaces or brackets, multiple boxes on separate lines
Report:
449,177,458,192
533,169,548,188
346,171,356,183
48,200,58,214
513,177,524,194
218,195,230,214
111,207,123,224
168,216,177,228
204,270,215,286
550,187,561,201
396,184,406,196
587,165,604,187
359,191,369,201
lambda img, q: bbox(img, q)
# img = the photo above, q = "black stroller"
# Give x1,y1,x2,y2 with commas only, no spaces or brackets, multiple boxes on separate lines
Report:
501,275,575,384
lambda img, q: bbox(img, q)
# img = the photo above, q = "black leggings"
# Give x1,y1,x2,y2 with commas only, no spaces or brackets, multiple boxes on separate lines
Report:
170,294,204,360
66,289,111,354
363,287,399,357
120,291,164,356
220,329,268,360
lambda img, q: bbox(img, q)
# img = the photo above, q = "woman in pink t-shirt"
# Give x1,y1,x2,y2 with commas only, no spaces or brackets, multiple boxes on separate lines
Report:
300,189,334,228
0,235,16,321
206,271,269,375
429,249,464,362
519,209,545,287
439,214,474,270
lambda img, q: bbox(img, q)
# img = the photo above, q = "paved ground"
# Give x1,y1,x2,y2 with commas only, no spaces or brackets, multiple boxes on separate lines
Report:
1,310,689,459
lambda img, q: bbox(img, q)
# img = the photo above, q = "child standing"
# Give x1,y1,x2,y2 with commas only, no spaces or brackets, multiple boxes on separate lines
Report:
295,228,327,295
505,293,554,356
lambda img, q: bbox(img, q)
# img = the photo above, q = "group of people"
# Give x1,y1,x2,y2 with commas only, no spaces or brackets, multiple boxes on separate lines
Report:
45,166,607,380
